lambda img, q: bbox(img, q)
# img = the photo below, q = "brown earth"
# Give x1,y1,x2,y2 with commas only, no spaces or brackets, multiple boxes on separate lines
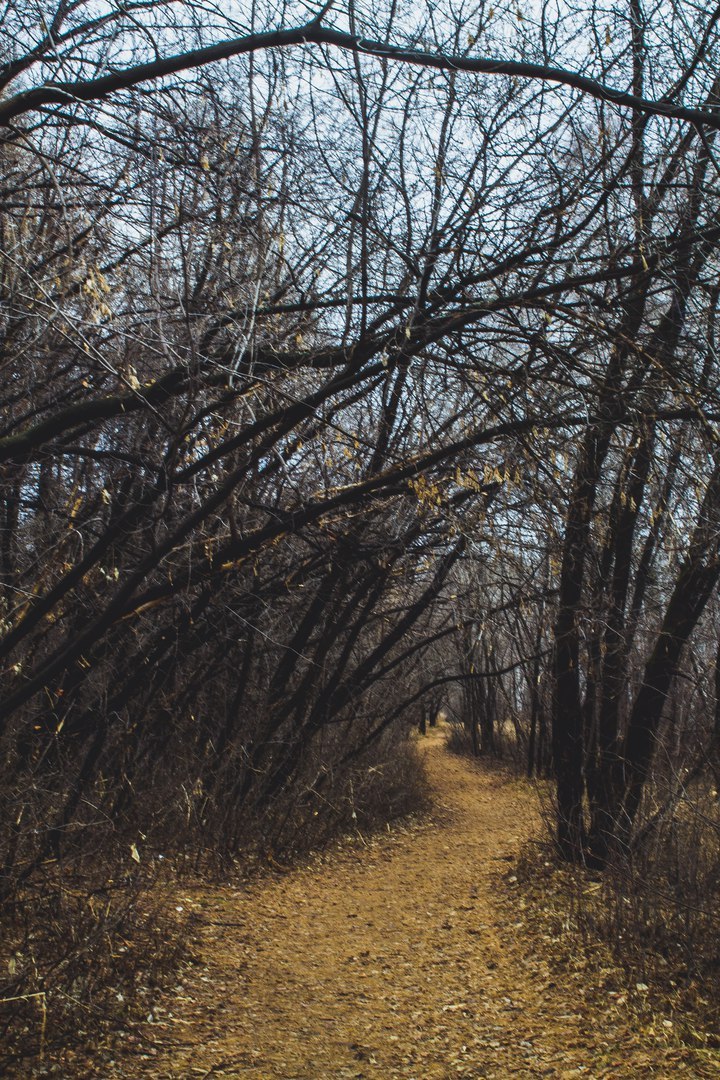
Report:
100,726,718,1078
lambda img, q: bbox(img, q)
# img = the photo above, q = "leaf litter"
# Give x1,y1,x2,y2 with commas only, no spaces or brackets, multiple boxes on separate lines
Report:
86,728,719,1077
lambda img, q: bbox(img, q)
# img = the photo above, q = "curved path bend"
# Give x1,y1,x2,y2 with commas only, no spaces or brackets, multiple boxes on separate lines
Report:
120,727,706,1079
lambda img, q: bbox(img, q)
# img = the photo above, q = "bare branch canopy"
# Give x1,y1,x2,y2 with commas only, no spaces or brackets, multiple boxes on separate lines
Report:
2,16,720,130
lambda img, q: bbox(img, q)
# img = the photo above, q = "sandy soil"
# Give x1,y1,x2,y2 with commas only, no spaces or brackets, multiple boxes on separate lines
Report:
104,727,716,1079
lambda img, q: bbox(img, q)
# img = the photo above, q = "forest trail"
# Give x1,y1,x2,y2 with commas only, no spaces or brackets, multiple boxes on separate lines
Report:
115,727,708,1079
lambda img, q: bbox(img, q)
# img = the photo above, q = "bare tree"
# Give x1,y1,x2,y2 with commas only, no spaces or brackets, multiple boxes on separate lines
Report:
3,0,720,1058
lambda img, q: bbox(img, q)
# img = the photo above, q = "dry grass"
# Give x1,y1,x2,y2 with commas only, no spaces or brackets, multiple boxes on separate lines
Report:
0,861,189,1078
0,734,430,1076
513,784,720,1061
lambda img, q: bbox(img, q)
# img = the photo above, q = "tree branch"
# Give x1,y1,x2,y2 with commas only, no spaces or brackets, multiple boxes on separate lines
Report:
2,20,720,130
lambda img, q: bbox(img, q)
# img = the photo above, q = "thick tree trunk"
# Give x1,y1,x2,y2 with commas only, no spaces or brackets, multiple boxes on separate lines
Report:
613,458,720,842
552,436,613,860
618,566,720,839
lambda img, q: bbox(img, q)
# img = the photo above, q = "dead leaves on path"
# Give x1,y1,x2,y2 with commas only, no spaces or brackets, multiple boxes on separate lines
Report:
94,733,719,1078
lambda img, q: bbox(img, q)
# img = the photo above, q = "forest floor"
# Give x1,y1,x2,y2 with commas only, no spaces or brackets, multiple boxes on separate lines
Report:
84,726,719,1078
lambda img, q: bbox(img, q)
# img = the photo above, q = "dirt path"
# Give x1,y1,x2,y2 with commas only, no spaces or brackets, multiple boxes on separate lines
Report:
112,728,711,1078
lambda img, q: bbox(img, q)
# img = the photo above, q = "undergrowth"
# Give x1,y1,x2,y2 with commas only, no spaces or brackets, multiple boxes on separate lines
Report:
443,717,527,771
512,814,720,1061
0,735,430,1076
0,863,188,1078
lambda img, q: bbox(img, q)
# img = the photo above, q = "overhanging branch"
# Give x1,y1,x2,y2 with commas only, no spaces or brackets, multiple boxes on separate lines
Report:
1,19,720,130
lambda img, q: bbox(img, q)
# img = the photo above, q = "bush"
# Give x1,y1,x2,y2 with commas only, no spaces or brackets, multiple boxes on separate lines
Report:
0,861,187,1077
0,729,430,1074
